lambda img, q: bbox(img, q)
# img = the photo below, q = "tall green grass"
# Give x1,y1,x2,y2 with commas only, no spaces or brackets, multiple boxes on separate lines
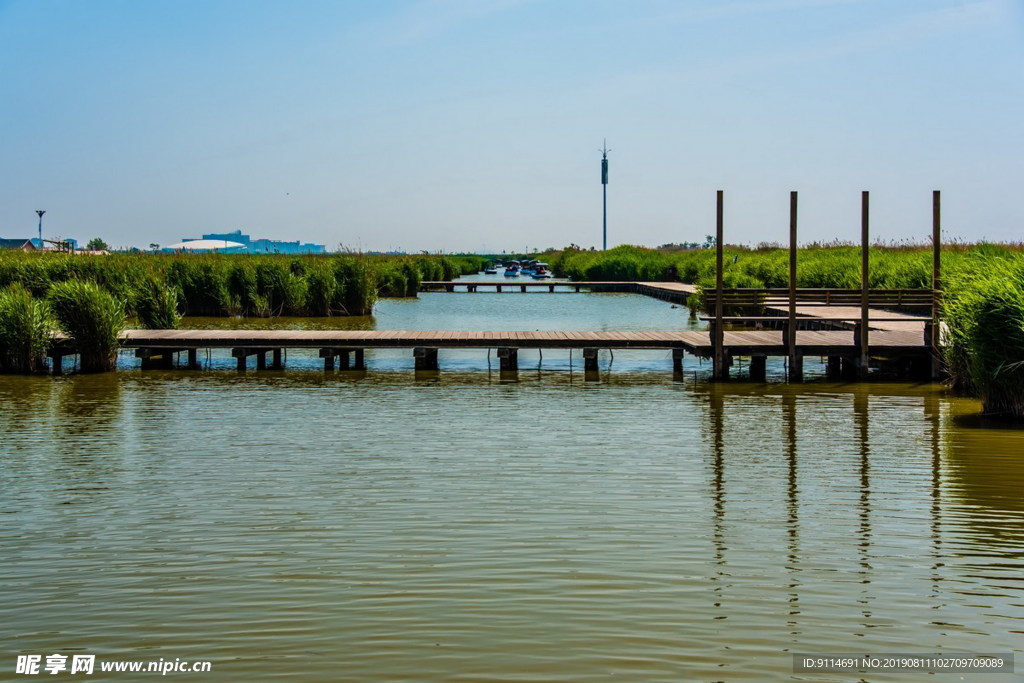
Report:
0,251,485,320
942,251,1024,419
134,276,182,329
49,280,126,372
0,283,54,374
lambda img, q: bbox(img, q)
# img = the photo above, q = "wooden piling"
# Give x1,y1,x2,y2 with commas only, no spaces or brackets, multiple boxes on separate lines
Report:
497,347,518,372
414,347,439,371
788,191,801,381
859,191,870,379
931,190,942,379
713,190,726,380
749,355,767,382
672,348,684,374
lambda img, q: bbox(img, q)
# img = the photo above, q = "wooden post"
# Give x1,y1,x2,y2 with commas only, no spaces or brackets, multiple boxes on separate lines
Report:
353,348,365,370
931,190,942,379
672,348,684,374
271,348,283,370
859,191,870,378
788,191,801,381
583,347,600,381
236,353,246,372
52,353,63,375
749,355,767,382
256,350,267,371
187,348,199,370
497,347,518,371
324,354,335,371
713,190,726,380
414,347,439,371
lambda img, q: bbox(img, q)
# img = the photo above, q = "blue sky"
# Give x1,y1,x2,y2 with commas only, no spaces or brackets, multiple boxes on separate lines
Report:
1,0,1021,251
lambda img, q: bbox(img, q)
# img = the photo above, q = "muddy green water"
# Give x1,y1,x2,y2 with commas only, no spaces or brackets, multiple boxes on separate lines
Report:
2,291,1023,681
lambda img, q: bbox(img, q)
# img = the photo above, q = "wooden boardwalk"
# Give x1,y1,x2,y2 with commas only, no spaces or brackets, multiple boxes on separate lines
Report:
47,326,931,379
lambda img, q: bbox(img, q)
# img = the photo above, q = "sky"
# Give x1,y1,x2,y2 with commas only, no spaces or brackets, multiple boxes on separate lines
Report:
1,0,1021,252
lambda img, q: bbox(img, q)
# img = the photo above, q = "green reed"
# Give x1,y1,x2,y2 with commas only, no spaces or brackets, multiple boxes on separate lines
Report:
942,251,1024,419
0,283,54,374
49,279,126,373
0,251,484,320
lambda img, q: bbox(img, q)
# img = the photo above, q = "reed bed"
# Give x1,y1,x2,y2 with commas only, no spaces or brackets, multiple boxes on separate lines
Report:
0,252,485,321
0,283,53,374
941,247,1024,419
49,280,126,373
554,244,943,290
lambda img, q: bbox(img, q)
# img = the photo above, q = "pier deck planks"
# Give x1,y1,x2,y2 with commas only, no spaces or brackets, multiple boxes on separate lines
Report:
113,328,926,359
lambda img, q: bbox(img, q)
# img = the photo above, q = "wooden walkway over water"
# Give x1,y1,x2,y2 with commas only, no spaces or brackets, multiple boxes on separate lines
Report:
420,280,696,304
49,325,932,380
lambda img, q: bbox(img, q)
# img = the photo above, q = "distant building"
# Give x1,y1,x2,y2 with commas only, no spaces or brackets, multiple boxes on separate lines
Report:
0,238,37,251
197,229,326,254
163,239,247,254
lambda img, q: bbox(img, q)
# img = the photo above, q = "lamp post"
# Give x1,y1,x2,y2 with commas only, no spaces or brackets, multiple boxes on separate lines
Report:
600,141,610,251
36,210,45,246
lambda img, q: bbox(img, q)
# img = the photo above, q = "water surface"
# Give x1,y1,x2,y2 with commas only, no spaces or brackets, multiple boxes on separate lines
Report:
2,292,1022,680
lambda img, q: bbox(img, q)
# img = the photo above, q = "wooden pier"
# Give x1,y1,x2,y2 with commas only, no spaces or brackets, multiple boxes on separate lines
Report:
419,280,696,304
43,190,945,382
48,325,933,380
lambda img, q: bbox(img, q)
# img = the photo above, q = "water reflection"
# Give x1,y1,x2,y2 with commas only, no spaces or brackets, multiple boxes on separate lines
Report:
3,371,1023,679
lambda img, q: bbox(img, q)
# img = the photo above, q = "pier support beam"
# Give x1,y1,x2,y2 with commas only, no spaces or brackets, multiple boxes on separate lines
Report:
672,348,685,375
232,347,272,372
749,355,767,382
270,348,283,371
583,347,600,381
414,347,439,371
826,355,842,380
51,353,63,375
788,349,804,383
136,348,178,370
320,348,366,371
497,347,518,372
187,348,200,370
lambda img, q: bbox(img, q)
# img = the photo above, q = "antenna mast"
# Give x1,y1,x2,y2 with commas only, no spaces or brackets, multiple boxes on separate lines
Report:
600,140,610,251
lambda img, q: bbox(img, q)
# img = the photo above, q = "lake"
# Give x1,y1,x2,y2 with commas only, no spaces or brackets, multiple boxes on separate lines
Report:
2,289,1022,680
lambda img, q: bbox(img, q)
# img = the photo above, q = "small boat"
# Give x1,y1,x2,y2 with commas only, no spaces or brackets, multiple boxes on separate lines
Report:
483,267,498,274
532,271,552,279
504,266,520,277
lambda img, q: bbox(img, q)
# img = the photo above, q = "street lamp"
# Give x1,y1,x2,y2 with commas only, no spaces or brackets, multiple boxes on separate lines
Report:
35,210,45,246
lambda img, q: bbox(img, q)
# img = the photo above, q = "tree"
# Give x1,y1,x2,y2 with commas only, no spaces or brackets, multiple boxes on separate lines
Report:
86,238,109,251
149,243,160,252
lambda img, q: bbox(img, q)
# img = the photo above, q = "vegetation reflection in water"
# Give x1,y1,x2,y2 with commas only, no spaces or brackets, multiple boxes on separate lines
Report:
2,293,1022,680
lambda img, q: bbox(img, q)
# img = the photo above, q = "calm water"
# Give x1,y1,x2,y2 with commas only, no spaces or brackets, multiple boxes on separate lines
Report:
2,291,1023,681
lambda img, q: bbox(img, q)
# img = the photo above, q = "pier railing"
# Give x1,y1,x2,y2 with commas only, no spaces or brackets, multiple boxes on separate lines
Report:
702,288,935,309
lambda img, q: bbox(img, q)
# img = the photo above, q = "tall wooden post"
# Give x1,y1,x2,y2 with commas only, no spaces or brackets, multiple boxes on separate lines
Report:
859,191,870,378
788,191,801,381
713,190,726,380
931,190,942,379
